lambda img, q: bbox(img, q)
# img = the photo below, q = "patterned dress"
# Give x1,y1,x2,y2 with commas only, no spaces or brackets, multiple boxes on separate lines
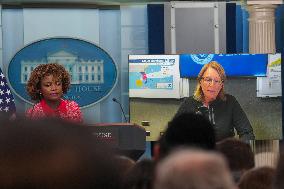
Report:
26,99,83,123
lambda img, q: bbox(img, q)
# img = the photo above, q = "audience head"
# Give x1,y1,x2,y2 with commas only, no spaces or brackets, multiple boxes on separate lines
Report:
273,145,284,189
238,166,275,189
216,137,255,183
115,155,136,180
154,148,236,189
124,159,156,189
0,117,121,189
154,112,215,160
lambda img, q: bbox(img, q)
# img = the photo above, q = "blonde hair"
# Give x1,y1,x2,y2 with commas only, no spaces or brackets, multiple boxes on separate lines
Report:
193,61,226,102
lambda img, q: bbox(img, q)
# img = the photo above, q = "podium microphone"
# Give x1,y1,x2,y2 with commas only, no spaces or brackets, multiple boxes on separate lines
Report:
112,98,128,122
196,105,215,125
196,106,208,116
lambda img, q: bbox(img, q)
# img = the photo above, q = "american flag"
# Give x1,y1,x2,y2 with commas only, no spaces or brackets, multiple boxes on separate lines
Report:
0,68,16,116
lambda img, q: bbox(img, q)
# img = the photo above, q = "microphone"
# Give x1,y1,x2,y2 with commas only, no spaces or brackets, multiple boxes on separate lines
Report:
112,98,128,122
196,105,208,116
209,106,215,125
28,102,38,118
196,105,215,125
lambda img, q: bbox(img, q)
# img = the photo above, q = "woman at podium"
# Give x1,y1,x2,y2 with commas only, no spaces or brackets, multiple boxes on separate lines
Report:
175,61,255,142
26,63,83,123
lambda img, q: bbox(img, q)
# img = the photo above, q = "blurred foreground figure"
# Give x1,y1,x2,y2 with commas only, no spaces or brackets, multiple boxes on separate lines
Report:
0,118,120,189
124,159,156,189
273,145,284,189
154,149,237,189
154,112,216,161
238,166,275,189
216,138,255,183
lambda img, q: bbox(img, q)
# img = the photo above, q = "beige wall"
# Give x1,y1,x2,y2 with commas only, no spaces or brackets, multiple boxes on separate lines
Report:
130,98,180,141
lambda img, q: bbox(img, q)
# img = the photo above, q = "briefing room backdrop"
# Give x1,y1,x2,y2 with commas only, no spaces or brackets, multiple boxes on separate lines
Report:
0,5,148,124
0,2,284,158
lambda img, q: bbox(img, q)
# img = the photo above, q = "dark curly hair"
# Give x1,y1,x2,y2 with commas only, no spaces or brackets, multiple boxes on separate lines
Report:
26,63,71,101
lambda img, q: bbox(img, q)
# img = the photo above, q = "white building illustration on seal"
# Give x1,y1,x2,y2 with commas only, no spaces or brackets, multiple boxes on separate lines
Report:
21,50,104,84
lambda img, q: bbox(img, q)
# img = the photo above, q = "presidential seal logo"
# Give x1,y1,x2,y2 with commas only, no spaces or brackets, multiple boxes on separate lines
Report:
190,54,214,65
7,37,118,108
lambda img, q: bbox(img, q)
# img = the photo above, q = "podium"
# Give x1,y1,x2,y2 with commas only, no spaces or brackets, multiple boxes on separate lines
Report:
87,123,146,160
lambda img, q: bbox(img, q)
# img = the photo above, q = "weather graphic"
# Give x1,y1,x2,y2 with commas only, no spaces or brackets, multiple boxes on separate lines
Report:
129,55,181,98
130,65,173,90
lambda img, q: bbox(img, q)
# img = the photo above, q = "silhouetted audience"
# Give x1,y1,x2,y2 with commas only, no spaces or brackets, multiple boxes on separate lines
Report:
216,137,255,183
0,117,121,189
115,155,136,188
154,149,236,189
124,159,156,189
273,145,284,189
153,112,216,160
238,166,275,189
115,155,136,174
3,113,273,189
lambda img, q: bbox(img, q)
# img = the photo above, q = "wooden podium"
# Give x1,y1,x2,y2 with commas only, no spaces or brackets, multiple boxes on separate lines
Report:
87,123,146,160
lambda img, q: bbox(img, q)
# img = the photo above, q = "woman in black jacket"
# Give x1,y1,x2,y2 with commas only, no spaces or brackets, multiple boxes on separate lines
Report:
175,61,255,142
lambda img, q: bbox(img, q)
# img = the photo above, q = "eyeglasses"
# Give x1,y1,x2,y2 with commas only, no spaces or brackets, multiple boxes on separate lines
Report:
202,77,223,85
